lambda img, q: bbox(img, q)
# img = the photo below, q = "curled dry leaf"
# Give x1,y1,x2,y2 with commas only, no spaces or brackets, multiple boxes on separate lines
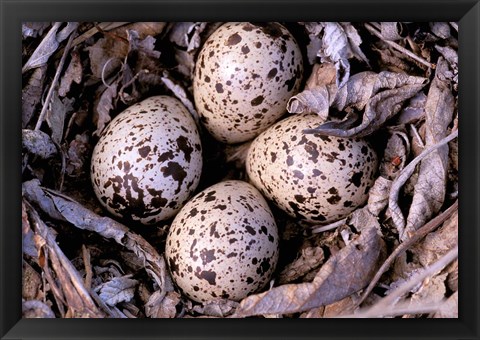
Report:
287,63,338,122
395,92,427,125
403,58,454,238
278,246,325,284
302,22,368,87
234,208,384,317
94,275,138,307
367,177,393,217
305,71,426,138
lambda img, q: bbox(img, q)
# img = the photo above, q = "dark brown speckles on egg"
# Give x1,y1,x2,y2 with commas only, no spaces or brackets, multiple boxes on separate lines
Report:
193,22,303,144
90,96,203,225
246,113,378,224
165,180,279,303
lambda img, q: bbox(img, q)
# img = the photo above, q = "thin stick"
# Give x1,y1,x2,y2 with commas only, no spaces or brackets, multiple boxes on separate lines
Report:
365,23,436,69
409,123,425,148
360,246,458,317
82,245,93,290
34,32,76,131
340,300,448,318
311,218,347,234
356,199,458,307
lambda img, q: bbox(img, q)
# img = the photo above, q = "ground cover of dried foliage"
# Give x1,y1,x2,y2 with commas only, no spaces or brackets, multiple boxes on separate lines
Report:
21,22,458,319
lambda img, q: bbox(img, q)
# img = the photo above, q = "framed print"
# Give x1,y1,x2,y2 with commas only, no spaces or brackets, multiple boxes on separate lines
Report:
1,0,479,339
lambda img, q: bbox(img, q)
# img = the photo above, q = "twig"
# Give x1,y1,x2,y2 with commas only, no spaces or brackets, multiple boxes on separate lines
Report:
311,218,347,234
365,23,436,69
340,299,448,318
389,129,458,234
356,199,458,307
34,31,76,131
357,246,458,317
409,123,425,148
82,245,93,290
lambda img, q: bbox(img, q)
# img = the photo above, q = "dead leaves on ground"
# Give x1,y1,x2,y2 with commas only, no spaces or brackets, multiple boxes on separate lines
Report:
21,22,458,318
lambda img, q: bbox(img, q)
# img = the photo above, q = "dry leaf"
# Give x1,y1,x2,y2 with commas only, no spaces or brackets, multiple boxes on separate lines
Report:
414,211,458,267
86,36,126,80
23,300,56,318
22,65,47,128
409,273,448,305
404,58,454,238
432,291,457,318
22,129,57,159
46,95,74,144
367,176,392,216
160,74,200,125
380,22,404,41
234,208,383,317
22,22,51,39
65,133,90,177
23,261,43,300
146,291,181,318
58,49,83,97
430,22,451,39
192,299,239,317
23,22,78,73
93,82,119,136
94,275,138,307
23,180,169,295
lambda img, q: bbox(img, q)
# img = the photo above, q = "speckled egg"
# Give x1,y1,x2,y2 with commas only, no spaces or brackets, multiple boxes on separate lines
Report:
246,113,378,224
90,96,202,225
193,22,304,144
165,180,279,302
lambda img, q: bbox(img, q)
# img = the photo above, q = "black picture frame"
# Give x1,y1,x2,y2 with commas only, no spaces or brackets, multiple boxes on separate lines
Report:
1,0,479,339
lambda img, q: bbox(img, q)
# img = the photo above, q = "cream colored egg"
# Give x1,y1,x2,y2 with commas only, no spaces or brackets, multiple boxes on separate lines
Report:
193,22,303,144
165,180,279,302
246,113,378,224
90,96,202,225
